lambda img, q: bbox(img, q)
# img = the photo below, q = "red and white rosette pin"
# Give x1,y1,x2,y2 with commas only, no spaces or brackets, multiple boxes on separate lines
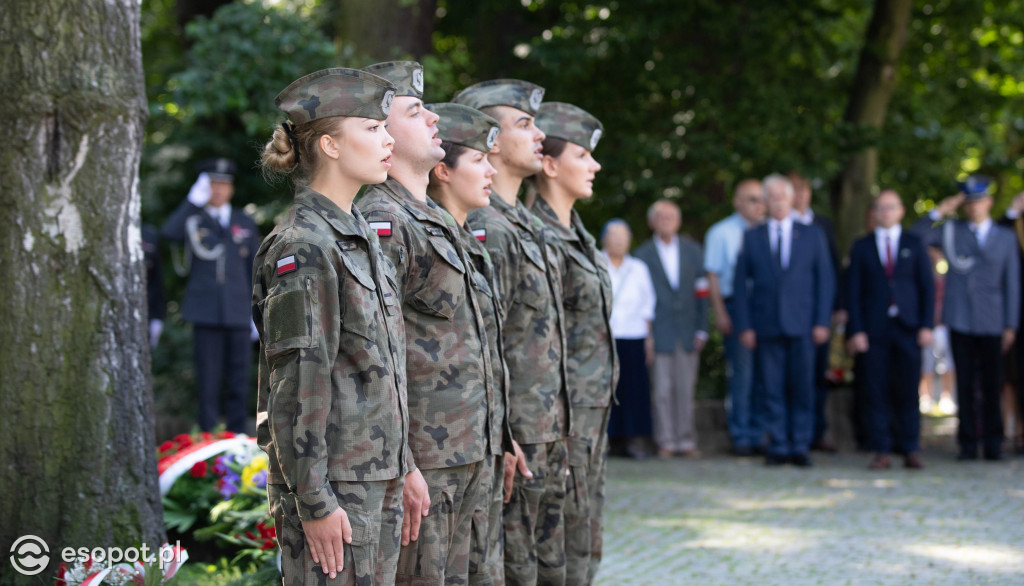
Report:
694,276,710,299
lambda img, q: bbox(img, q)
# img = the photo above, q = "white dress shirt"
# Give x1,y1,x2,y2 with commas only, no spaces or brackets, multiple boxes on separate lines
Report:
206,204,231,228
767,216,793,269
654,235,680,289
874,225,902,268
604,253,656,339
970,218,993,247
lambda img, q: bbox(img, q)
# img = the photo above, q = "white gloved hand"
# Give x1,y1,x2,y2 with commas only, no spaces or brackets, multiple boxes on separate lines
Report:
250,319,260,343
187,172,212,207
149,319,164,349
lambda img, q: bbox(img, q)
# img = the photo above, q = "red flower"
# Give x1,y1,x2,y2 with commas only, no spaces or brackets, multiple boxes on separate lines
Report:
56,562,68,585
190,461,208,477
257,522,276,539
222,431,236,438
260,539,277,550
201,432,213,441
173,434,193,448
158,441,174,453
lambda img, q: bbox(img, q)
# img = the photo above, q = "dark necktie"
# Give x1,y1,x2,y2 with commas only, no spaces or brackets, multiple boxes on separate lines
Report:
885,235,894,278
774,224,783,268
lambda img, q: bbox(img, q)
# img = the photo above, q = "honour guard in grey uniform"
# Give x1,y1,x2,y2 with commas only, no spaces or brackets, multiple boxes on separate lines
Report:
162,158,262,432
913,175,1020,460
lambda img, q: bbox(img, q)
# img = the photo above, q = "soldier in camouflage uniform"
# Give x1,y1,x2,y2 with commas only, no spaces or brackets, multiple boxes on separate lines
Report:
425,102,533,585
253,67,409,585
454,80,572,586
355,62,503,585
529,102,618,586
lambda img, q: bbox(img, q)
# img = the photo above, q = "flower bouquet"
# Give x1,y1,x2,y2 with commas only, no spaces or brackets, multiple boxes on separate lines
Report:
156,431,278,568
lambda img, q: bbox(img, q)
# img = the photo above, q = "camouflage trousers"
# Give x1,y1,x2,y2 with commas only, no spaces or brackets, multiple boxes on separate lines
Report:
565,406,611,586
396,460,488,585
268,476,404,586
469,454,504,585
503,439,569,586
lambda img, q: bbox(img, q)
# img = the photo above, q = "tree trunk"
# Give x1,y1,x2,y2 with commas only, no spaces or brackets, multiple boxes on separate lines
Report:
831,0,914,256
0,1,162,582
338,0,438,61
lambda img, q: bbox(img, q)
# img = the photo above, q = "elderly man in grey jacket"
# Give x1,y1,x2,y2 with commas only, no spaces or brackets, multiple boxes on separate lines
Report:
912,176,1020,461
635,200,709,458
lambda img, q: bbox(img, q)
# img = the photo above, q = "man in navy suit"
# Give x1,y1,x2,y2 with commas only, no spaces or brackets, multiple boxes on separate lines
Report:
789,171,842,453
734,174,835,466
846,190,934,469
913,176,1020,461
162,158,261,432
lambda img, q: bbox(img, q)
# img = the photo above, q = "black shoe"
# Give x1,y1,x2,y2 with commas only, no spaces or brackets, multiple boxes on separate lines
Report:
765,453,788,466
732,445,753,457
791,453,813,467
983,450,1003,461
957,451,978,461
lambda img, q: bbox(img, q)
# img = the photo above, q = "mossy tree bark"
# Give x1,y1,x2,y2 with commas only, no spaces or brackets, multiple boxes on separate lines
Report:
831,0,914,257
338,0,438,61
0,1,162,581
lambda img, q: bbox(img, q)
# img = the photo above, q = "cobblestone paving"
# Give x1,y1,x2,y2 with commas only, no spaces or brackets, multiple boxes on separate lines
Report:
597,429,1024,585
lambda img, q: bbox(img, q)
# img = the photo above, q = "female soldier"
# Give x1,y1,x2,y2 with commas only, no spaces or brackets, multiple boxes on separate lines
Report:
425,102,529,585
253,68,409,585
529,102,617,585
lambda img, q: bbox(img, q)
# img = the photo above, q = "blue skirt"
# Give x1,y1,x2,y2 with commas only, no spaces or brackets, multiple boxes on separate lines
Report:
607,338,653,438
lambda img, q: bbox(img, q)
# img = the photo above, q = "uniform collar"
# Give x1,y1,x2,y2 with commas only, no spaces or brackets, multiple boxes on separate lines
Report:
377,177,457,229
531,196,580,243
294,186,365,238
489,192,540,233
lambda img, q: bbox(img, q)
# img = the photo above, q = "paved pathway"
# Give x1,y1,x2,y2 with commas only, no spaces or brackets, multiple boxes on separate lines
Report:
597,423,1024,585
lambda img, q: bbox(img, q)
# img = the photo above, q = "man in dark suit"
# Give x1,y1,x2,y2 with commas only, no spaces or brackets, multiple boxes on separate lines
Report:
1001,191,1024,454
635,200,709,458
846,190,934,469
734,174,835,466
913,176,1020,460
141,223,166,349
789,171,842,453
162,158,261,432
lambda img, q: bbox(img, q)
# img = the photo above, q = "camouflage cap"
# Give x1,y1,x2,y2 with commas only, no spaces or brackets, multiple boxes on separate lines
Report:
361,61,424,99
452,79,546,116
276,68,397,124
426,103,501,153
536,102,605,152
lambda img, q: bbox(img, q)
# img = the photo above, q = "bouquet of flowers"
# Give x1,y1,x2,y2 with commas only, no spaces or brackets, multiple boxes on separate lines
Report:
156,431,278,568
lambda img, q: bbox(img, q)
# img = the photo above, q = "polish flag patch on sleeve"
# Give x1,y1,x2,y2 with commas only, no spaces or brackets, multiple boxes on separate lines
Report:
369,221,392,237
276,255,297,276
472,229,486,242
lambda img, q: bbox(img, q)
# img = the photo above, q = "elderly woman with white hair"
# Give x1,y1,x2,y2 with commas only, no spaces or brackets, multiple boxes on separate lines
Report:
600,219,657,459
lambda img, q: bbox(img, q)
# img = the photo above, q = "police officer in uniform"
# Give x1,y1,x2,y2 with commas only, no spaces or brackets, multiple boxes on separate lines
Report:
162,158,261,432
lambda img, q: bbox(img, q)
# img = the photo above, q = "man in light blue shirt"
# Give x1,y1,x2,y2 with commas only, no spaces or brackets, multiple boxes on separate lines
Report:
704,179,765,455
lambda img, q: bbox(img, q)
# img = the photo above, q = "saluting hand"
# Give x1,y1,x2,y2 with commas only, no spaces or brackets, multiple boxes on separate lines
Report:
302,507,352,579
935,194,965,217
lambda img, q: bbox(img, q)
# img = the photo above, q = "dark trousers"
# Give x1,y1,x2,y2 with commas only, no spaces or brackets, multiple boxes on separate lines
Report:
860,320,922,454
193,325,251,432
756,335,815,457
812,338,830,442
950,330,1004,456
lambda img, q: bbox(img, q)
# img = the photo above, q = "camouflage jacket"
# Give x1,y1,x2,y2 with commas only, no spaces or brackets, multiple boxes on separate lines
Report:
466,194,570,444
461,219,515,456
358,178,493,469
252,187,409,523
531,197,619,407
